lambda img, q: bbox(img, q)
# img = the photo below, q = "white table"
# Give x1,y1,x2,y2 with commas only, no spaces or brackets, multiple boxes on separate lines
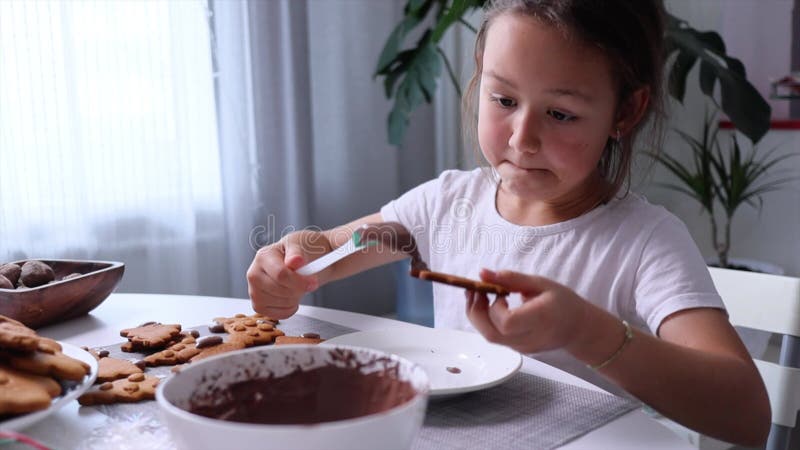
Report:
25,293,692,450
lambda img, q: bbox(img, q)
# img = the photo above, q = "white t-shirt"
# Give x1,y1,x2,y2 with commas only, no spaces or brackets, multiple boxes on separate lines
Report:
380,168,724,395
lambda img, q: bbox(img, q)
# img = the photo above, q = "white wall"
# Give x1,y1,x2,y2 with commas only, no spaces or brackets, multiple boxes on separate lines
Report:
641,1,800,275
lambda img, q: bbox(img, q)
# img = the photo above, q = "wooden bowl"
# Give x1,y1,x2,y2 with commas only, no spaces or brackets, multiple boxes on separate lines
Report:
0,259,124,329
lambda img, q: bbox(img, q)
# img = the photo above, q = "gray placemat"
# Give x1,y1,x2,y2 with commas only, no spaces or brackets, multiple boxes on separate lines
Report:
412,372,638,450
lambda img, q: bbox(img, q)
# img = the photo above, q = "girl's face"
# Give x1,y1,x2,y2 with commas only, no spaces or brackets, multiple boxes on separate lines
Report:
478,13,619,206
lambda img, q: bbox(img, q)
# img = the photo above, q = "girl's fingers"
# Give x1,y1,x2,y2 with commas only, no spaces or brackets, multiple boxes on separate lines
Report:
465,290,505,343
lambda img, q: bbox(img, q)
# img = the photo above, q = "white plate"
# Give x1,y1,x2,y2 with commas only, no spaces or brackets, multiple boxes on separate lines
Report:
0,341,98,431
324,327,522,396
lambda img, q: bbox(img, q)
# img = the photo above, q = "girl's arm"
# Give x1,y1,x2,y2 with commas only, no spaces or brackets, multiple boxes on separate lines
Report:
569,304,770,447
248,213,407,318
465,269,771,447
316,213,410,284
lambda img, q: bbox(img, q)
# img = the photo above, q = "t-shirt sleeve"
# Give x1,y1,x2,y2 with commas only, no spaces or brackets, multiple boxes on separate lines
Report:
633,214,726,335
379,174,443,263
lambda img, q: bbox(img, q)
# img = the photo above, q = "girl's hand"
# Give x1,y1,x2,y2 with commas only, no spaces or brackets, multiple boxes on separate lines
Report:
465,269,589,354
246,231,326,319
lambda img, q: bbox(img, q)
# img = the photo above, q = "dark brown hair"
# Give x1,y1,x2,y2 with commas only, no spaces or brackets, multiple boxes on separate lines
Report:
463,0,666,201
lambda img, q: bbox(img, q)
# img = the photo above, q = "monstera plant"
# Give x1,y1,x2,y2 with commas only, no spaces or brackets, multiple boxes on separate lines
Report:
375,0,771,146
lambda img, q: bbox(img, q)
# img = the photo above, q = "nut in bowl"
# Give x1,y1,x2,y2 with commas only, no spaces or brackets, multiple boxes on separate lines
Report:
157,344,430,450
0,259,124,329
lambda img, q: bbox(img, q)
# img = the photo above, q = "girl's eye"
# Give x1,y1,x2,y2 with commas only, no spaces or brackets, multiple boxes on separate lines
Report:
547,109,576,122
490,96,516,108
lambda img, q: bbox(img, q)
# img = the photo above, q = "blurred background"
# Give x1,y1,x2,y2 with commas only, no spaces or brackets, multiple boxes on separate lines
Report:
1,0,798,326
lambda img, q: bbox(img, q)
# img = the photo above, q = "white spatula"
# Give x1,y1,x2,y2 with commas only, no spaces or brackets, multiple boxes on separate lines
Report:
295,233,372,276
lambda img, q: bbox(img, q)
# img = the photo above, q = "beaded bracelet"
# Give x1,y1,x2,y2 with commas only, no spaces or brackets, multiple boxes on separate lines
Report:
588,320,633,370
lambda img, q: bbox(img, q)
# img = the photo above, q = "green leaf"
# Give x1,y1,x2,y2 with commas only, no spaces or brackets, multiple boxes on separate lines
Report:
694,30,726,55
406,0,427,14
665,26,772,143
375,16,421,75
667,50,697,102
431,0,477,42
698,60,716,98
385,39,443,145
382,50,413,97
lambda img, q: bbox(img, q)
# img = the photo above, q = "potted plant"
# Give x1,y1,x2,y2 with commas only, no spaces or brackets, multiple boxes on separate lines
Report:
374,0,771,146
652,108,795,271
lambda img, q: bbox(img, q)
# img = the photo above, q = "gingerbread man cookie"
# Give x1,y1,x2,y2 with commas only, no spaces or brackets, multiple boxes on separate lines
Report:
0,366,62,415
5,348,91,381
274,335,324,345
212,314,284,347
412,269,510,296
78,373,160,406
120,322,182,351
143,333,201,367
189,336,246,363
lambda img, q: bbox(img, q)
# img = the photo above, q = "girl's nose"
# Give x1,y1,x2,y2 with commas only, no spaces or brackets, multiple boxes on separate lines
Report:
508,112,540,154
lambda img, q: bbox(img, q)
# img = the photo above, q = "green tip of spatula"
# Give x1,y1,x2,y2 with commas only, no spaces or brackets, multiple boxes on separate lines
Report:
295,231,376,276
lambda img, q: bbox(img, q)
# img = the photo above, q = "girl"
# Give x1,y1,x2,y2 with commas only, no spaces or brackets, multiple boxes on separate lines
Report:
247,0,770,446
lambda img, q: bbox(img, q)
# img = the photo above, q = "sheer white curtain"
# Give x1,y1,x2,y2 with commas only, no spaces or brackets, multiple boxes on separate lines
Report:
0,0,231,295
0,0,438,314
212,0,438,314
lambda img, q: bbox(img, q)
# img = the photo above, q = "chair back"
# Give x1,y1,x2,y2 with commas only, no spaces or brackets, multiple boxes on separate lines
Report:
708,267,800,450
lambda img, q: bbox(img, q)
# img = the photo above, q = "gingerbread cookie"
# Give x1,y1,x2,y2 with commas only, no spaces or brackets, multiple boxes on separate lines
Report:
0,317,41,352
78,373,159,406
190,340,246,363
274,335,324,345
213,314,284,347
0,366,61,415
120,323,182,351
143,334,201,367
96,356,144,383
411,269,510,296
5,349,91,381
0,316,62,354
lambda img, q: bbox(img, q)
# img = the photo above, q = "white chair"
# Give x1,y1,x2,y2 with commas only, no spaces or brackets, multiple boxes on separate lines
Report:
709,267,800,450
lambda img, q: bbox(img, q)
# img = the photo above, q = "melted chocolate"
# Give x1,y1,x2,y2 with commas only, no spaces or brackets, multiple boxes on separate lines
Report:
187,364,416,425
355,222,429,273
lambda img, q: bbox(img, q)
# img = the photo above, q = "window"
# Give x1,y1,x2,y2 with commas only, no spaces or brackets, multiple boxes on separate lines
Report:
0,0,222,260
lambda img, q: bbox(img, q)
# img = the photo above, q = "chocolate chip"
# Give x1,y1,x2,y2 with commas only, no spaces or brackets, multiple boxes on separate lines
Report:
189,330,200,338
98,350,110,358
208,322,225,333
446,366,461,374
134,360,147,370
196,335,223,349
300,333,320,339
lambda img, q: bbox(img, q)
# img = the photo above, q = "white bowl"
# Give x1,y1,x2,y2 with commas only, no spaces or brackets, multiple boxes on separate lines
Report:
156,345,429,450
